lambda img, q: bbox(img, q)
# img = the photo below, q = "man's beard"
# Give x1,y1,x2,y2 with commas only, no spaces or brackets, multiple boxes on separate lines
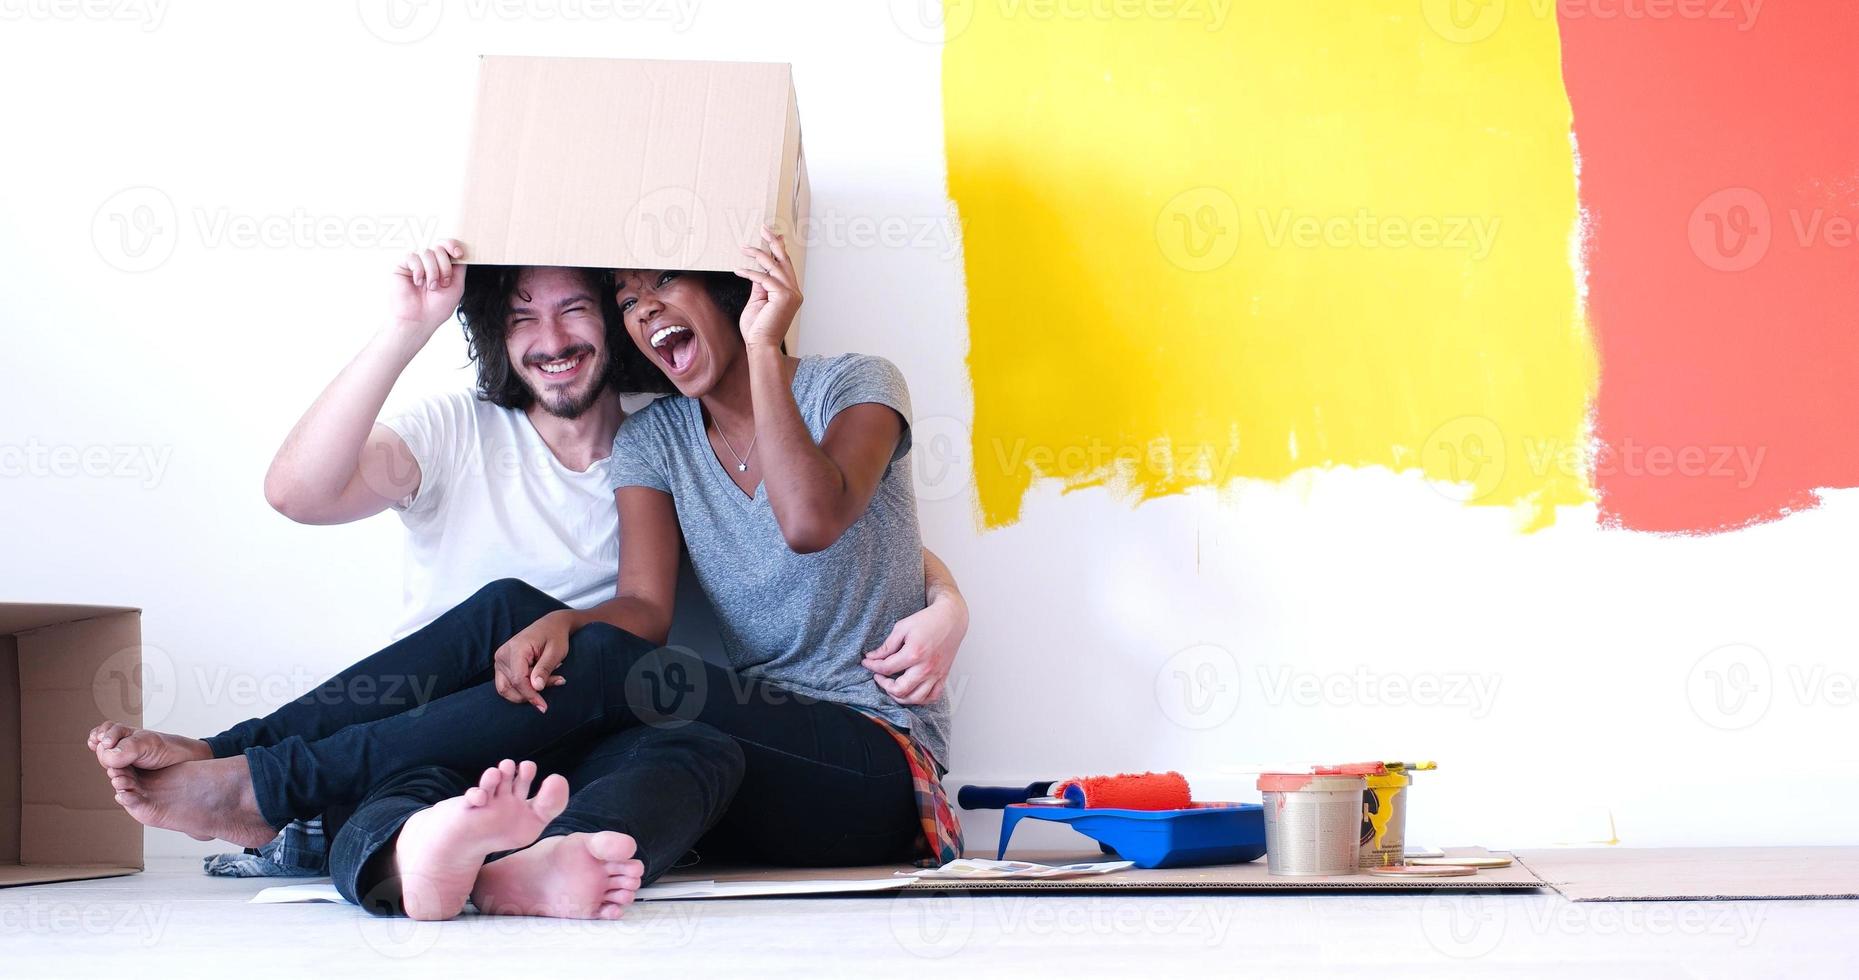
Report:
524,346,607,420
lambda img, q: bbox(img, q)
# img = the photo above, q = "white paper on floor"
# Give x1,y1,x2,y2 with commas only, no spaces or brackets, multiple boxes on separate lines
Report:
903,859,1134,880
251,876,917,905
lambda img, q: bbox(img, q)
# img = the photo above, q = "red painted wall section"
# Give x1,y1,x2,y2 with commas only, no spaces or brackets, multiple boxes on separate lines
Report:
1560,2,1859,533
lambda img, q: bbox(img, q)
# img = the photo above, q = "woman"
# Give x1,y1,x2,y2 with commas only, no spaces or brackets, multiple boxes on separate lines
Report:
99,229,957,919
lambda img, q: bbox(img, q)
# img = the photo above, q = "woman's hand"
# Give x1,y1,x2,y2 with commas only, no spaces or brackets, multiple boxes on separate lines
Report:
735,226,803,349
862,595,968,706
492,610,576,712
391,239,467,338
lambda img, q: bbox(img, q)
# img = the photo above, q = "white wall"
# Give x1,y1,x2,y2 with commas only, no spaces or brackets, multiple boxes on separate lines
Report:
2,1,1852,860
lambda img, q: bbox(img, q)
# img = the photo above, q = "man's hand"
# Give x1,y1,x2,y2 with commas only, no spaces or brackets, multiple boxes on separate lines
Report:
492,610,576,711
862,595,968,706
391,239,468,338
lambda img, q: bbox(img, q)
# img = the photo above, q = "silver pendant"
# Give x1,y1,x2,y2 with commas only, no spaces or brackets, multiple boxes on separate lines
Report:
737,462,748,472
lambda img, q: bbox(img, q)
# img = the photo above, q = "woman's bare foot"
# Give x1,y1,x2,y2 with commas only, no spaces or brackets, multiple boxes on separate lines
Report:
89,721,211,771
471,831,643,920
392,760,570,921
111,755,277,848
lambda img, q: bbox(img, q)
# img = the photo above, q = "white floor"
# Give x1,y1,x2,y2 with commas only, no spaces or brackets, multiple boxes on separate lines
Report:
2,859,1856,978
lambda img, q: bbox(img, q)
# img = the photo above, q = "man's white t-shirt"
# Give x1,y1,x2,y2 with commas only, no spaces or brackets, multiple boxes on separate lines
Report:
381,390,618,639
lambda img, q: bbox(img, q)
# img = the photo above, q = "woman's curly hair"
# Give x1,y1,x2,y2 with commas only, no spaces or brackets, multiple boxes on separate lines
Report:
456,266,756,406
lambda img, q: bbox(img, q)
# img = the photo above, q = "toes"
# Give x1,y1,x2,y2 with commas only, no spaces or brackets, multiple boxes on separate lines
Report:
597,903,627,921
93,723,134,758
477,764,507,798
98,732,144,767
512,760,538,798
463,787,488,807
110,773,139,792
529,774,570,819
584,831,636,862
607,876,642,893
602,888,638,906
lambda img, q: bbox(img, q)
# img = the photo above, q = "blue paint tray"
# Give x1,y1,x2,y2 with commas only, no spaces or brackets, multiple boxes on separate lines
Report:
997,802,1267,869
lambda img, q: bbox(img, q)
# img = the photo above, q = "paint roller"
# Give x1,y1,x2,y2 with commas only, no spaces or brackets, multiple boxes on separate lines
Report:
957,771,1193,810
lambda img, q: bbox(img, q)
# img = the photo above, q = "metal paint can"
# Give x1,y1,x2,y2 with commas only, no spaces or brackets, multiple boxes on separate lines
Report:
1358,769,1412,869
1258,773,1366,876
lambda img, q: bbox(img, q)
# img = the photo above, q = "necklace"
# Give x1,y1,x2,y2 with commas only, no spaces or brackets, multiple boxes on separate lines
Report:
713,418,756,472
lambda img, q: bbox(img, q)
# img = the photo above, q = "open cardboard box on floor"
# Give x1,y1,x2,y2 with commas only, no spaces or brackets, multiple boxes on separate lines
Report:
0,603,144,887
455,55,811,350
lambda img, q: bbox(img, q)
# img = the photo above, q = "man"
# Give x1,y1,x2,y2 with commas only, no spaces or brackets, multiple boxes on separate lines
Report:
91,241,970,891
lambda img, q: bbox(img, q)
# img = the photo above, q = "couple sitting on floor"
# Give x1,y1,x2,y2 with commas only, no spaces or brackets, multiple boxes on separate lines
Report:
88,230,967,920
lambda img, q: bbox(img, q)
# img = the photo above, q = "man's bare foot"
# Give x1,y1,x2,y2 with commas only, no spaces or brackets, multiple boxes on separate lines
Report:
89,721,211,771
392,760,570,921
472,831,644,920
110,755,277,848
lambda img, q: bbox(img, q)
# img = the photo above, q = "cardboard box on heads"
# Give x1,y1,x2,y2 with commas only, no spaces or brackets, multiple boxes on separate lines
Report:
455,55,811,350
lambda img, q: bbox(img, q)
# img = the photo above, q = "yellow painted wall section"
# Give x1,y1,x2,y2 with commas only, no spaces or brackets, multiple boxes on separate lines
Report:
944,1,1596,530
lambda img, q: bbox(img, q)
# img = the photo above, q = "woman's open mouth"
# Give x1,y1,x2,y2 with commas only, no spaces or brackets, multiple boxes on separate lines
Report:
649,323,699,377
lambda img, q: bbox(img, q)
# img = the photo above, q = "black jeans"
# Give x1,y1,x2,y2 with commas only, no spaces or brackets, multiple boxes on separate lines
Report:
211,578,921,869
331,723,743,914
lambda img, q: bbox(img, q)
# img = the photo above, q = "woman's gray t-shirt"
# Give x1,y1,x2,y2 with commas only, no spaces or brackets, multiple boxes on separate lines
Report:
607,353,950,766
